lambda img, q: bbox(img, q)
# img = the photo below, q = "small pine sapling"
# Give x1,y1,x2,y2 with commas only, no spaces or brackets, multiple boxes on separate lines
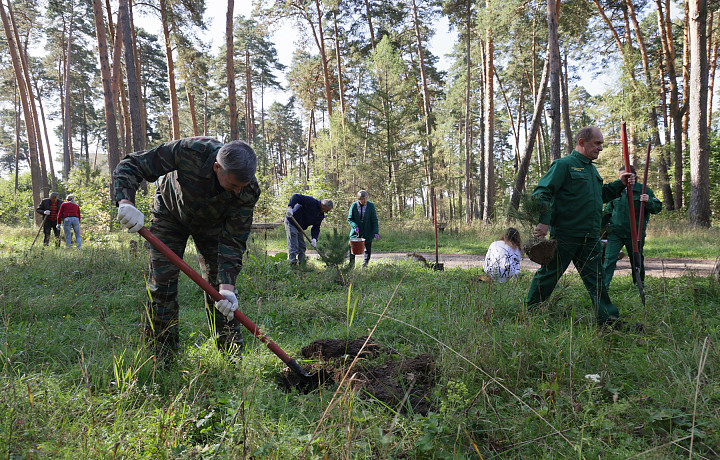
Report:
317,228,351,271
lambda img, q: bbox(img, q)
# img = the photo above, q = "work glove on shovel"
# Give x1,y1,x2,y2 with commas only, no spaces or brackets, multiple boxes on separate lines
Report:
215,289,238,321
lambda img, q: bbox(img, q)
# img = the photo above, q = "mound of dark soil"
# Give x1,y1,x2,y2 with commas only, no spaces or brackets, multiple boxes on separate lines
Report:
355,353,435,415
280,338,436,415
301,336,383,360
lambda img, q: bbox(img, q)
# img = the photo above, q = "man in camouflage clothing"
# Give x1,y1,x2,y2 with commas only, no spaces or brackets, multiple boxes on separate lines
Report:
113,137,261,363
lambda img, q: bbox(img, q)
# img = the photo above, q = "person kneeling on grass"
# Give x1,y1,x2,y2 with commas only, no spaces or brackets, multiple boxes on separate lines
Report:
483,228,522,282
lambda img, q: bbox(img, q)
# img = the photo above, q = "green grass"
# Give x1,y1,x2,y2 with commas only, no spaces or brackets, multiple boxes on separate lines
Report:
257,214,720,259
1,224,719,458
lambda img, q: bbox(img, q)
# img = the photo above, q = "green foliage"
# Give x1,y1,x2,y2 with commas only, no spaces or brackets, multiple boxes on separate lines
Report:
0,173,34,225
1,224,720,457
510,193,551,229
64,163,114,230
708,133,720,216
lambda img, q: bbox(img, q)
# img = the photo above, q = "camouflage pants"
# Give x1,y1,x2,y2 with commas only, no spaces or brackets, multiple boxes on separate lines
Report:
145,213,244,355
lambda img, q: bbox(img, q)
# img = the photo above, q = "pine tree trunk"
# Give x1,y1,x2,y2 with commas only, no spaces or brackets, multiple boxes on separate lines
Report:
412,0,436,217
561,52,572,155
547,0,561,161
0,1,42,221
92,0,120,191
119,0,144,152
313,0,332,117
160,0,180,139
707,11,718,129
62,2,74,179
464,0,473,224
333,11,345,114
9,8,48,194
688,0,710,227
245,49,255,143
656,0,684,209
34,80,57,191
128,4,147,145
226,0,239,140
187,87,199,136
483,27,494,222
510,58,550,212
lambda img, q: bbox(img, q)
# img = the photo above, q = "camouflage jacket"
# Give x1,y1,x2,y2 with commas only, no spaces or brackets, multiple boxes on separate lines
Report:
113,137,261,285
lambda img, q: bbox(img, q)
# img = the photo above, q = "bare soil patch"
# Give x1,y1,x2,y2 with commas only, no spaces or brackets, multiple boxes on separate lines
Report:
277,337,436,415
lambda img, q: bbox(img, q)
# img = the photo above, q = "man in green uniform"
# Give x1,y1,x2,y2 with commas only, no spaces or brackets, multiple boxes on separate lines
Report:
113,137,261,363
602,165,662,288
525,126,635,328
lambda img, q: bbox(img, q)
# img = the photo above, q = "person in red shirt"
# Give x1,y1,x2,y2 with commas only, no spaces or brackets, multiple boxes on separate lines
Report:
57,194,82,249
36,192,64,246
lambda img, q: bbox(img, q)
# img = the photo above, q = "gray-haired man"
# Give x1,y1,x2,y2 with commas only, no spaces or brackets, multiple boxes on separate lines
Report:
113,137,261,363
36,192,64,246
285,194,333,264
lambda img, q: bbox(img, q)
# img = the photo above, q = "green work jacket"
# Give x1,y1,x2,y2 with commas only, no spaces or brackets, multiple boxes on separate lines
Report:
348,200,379,238
602,182,662,239
532,150,625,239
113,137,261,285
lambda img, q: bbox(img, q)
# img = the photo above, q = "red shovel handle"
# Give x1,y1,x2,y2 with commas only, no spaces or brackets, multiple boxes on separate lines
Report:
621,123,640,254
636,142,651,243
138,227,311,376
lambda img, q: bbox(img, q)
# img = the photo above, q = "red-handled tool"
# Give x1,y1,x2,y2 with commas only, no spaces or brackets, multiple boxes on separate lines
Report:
621,123,646,305
138,227,318,380
636,142,651,243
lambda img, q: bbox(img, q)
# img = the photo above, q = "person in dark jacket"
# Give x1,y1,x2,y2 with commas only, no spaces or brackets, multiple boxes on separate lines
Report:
284,194,333,265
36,192,64,246
113,137,261,363
57,194,82,249
602,165,662,288
524,126,636,329
347,190,379,267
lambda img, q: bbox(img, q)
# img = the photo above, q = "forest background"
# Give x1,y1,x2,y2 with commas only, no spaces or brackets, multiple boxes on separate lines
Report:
0,0,719,229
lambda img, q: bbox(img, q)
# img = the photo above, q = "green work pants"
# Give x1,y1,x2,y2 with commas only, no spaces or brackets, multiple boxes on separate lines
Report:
525,236,620,323
603,233,644,288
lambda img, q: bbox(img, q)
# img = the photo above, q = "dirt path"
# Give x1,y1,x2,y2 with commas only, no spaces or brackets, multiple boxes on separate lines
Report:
371,252,718,278
255,248,718,278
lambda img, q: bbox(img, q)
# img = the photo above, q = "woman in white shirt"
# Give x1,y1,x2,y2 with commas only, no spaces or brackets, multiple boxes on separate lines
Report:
483,228,522,282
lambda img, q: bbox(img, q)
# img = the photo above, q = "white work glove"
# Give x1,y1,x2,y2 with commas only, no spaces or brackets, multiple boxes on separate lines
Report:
311,238,317,248
286,207,294,218
56,224,61,230
44,210,50,215
117,203,145,233
214,289,238,321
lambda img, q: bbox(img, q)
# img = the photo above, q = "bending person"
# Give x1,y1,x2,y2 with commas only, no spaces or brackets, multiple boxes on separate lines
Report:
284,194,333,265
113,137,260,364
